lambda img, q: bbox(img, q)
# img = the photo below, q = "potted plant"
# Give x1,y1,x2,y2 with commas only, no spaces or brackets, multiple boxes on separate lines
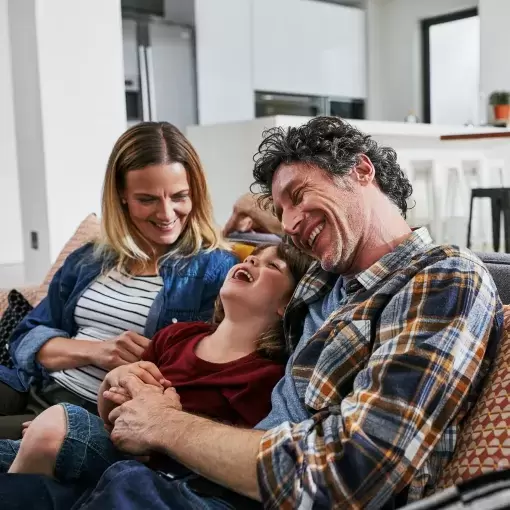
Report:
489,91,510,121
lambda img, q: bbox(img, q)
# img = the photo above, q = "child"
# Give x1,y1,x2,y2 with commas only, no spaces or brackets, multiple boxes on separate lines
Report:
0,244,311,484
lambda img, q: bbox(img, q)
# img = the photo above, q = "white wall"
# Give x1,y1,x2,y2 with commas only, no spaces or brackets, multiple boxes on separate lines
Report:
368,0,478,122
0,0,23,268
479,0,510,105
9,0,126,284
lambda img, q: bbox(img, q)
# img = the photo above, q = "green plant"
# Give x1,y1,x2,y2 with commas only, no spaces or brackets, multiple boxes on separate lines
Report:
489,91,510,105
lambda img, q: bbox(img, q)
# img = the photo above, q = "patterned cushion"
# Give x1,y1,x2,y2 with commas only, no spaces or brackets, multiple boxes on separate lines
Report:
34,214,101,305
0,290,33,367
437,305,510,489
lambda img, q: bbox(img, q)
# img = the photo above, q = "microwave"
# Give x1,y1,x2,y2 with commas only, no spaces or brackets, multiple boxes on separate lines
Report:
255,91,365,120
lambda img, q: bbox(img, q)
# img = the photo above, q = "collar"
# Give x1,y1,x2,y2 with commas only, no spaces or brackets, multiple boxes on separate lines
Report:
355,227,433,291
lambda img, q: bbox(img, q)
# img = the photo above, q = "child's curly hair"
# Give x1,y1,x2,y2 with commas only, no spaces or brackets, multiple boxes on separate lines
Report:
212,243,312,363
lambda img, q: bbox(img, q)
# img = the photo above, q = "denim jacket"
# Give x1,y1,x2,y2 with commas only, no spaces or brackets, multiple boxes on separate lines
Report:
0,243,238,392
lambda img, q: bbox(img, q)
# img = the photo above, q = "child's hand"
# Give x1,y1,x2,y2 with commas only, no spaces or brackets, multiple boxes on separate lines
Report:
105,361,171,390
103,386,131,406
21,421,32,438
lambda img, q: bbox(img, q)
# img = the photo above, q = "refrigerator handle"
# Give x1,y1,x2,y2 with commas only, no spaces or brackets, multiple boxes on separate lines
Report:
138,45,150,121
146,46,158,121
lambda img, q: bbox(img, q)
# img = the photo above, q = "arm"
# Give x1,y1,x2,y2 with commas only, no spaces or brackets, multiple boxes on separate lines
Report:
36,337,100,371
256,257,502,508
136,256,501,507
9,244,94,384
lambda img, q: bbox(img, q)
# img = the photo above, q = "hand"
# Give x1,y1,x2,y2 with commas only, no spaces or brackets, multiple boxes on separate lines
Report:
223,193,283,237
21,421,32,438
108,374,182,455
105,361,171,390
95,332,152,371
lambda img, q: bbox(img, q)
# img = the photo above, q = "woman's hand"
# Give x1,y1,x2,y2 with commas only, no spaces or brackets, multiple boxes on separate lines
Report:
95,332,152,371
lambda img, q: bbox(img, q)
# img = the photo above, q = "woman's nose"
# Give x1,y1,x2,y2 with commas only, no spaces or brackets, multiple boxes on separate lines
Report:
156,200,174,221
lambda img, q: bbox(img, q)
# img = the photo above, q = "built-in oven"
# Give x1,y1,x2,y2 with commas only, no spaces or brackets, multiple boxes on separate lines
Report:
255,91,365,120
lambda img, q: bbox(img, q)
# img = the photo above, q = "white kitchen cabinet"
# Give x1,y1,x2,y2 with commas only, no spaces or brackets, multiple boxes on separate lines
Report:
194,0,254,125
252,0,366,99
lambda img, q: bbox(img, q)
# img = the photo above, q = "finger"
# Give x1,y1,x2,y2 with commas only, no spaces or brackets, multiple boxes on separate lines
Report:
103,390,130,406
118,374,146,397
223,211,243,236
108,405,122,425
22,421,32,429
134,362,166,387
125,332,151,349
118,347,141,364
108,386,130,397
160,378,173,388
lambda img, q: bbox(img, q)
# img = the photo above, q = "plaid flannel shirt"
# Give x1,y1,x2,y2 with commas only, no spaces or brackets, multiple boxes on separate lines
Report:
257,228,503,509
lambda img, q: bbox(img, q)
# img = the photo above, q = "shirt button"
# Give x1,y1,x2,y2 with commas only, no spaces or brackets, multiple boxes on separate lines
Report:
172,318,178,323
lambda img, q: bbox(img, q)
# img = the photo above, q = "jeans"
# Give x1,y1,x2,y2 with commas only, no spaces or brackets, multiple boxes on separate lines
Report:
0,403,125,484
0,461,250,510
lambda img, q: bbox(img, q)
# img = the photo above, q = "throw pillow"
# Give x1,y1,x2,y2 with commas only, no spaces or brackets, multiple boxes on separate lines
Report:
0,290,33,367
437,305,510,489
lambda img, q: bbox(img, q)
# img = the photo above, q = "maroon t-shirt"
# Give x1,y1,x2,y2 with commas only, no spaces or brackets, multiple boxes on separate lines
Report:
142,322,284,428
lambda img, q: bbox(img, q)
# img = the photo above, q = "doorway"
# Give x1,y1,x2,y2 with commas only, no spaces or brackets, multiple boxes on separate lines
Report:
421,8,479,125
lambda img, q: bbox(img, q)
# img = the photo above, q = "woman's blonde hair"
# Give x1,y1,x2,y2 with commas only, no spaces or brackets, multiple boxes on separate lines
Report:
97,122,227,270
212,243,312,363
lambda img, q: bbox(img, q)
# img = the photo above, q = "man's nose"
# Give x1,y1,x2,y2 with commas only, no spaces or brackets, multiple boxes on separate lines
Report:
281,209,301,236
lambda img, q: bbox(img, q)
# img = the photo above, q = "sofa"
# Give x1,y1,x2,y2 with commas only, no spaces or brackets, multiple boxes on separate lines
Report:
1,214,510,497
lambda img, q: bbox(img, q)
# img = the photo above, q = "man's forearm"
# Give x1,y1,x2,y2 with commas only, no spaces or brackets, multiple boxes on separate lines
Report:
153,409,264,501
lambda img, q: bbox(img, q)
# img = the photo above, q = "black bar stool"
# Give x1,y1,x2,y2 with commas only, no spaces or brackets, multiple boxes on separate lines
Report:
467,188,510,252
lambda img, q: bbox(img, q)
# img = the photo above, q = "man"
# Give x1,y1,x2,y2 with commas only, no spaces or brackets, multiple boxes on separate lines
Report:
0,117,503,509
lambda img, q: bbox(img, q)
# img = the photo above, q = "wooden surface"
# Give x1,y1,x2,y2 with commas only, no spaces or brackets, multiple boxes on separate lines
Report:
441,132,510,141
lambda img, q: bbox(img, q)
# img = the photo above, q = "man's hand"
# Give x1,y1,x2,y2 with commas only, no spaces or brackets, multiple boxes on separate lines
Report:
108,375,181,455
223,193,282,237
95,333,152,371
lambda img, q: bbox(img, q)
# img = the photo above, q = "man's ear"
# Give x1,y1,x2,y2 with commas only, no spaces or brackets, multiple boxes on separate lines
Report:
352,154,375,186
277,305,286,318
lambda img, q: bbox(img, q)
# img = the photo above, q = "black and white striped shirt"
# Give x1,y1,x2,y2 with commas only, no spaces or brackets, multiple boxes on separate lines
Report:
50,270,163,402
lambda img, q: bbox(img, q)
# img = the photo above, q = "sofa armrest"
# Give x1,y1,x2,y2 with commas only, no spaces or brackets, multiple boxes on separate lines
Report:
0,286,42,316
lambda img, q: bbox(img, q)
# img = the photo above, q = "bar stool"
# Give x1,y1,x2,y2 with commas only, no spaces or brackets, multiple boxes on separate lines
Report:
467,188,510,252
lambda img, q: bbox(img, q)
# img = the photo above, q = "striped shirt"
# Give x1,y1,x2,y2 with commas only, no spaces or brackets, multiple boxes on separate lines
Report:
50,270,163,402
257,228,504,509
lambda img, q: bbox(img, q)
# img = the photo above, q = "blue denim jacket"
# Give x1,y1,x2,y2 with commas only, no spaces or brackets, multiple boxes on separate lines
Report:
0,243,238,392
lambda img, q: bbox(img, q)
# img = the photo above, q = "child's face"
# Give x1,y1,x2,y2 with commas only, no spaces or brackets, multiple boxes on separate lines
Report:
220,246,295,318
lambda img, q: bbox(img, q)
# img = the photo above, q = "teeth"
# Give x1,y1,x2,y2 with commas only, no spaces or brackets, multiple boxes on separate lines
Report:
233,269,254,282
307,222,325,247
156,219,177,228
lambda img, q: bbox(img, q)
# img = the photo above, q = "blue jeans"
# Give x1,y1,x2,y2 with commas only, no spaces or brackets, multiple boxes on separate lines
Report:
0,403,126,484
0,461,245,509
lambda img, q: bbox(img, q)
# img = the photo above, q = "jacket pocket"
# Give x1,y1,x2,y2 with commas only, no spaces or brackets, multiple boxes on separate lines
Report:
303,319,371,411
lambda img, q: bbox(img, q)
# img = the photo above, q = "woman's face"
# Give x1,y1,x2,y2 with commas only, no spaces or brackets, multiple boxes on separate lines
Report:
220,246,295,319
123,163,192,253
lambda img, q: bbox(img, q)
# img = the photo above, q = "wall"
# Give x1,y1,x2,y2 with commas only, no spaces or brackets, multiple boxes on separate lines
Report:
479,0,510,103
0,0,23,271
367,0,478,122
9,0,126,284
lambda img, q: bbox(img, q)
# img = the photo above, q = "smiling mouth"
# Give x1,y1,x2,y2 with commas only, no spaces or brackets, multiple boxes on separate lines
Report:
231,268,254,283
151,219,178,232
307,221,325,248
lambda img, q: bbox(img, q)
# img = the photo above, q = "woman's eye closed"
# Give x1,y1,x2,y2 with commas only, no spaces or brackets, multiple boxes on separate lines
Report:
137,197,156,204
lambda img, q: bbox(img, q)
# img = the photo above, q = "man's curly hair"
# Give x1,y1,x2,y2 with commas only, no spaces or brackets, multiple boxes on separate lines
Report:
252,116,413,218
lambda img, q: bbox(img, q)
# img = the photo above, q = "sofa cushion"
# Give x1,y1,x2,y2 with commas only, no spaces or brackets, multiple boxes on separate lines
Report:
0,290,33,367
437,305,510,489
34,214,101,305
476,252,510,305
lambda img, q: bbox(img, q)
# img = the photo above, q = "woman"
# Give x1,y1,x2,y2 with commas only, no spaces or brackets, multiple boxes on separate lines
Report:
0,244,312,484
0,122,238,438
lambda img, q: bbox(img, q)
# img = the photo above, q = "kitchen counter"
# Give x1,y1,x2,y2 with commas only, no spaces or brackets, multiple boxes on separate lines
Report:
441,130,510,141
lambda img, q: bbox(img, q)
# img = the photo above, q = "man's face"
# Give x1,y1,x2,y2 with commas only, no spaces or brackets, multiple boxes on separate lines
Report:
271,163,367,273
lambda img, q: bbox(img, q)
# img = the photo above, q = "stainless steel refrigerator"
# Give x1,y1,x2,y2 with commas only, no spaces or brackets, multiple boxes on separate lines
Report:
122,17,197,132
